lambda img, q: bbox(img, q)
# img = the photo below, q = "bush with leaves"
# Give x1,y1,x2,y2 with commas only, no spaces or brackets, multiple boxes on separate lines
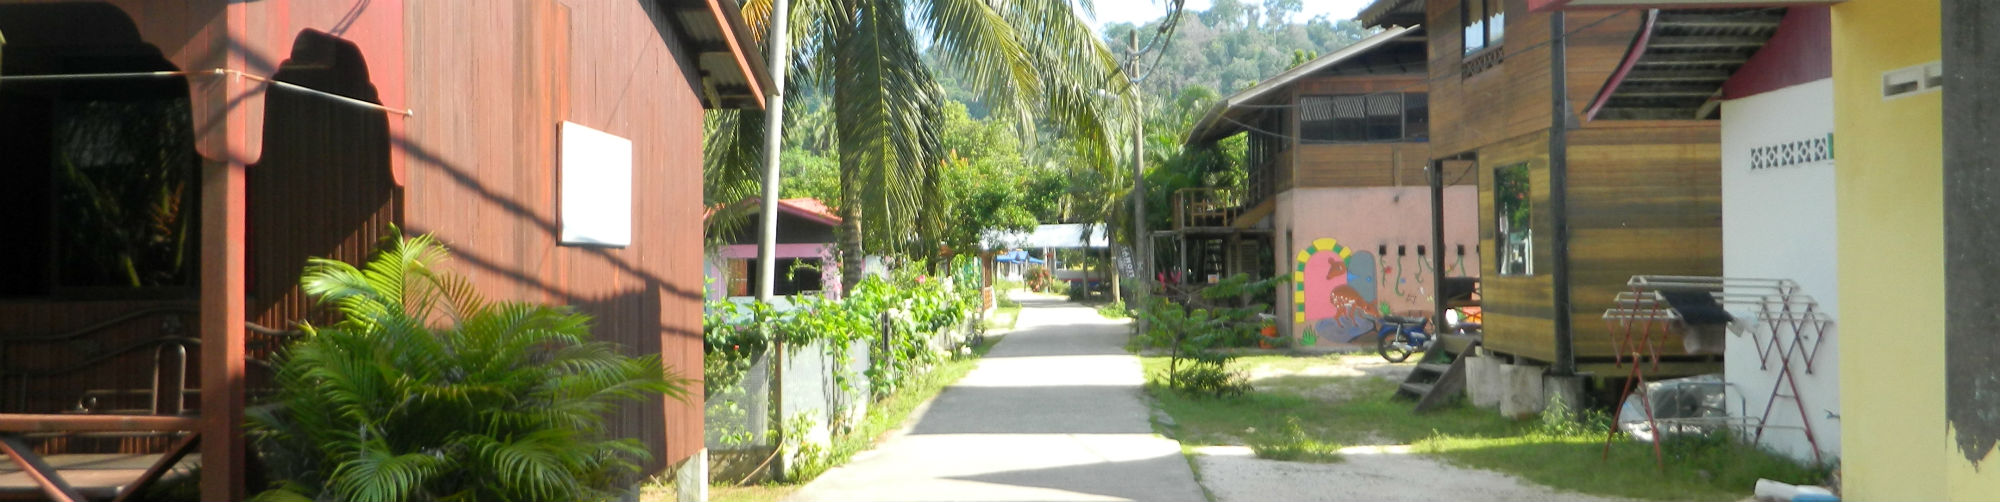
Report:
248,234,691,502
703,299,770,398
1024,266,1053,292
1136,298,1248,397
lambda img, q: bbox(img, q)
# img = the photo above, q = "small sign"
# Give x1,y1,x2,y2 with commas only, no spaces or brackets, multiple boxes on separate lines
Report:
559,121,632,247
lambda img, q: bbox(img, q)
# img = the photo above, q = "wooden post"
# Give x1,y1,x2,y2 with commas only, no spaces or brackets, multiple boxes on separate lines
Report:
1548,11,1577,376
200,18,251,499
1430,160,1449,332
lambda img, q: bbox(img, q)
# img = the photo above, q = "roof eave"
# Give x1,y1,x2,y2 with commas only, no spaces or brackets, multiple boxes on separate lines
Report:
1183,26,1420,143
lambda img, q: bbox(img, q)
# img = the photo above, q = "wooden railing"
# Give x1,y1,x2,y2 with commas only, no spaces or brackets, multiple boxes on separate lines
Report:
1171,188,1246,230
0,305,199,417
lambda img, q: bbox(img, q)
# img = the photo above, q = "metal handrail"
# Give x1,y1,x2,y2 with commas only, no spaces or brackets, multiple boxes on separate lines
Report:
1,307,196,343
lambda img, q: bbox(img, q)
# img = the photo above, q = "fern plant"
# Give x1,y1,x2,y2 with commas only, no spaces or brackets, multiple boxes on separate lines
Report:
247,233,691,502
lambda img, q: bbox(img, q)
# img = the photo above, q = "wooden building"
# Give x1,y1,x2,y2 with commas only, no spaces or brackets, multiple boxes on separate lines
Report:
1358,0,1734,377
1183,27,1482,348
706,198,844,299
0,1,768,499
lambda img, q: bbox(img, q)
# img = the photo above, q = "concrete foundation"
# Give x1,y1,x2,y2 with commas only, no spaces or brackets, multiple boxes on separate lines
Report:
1499,362,1547,419
1464,351,1502,409
1542,374,1587,413
677,449,708,502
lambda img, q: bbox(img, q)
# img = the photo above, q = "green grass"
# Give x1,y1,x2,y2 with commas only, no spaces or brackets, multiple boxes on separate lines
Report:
1140,354,1829,501
1247,417,1345,463
705,335,1004,502
705,483,794,502
1093,300,1129,319
983,305,1021,331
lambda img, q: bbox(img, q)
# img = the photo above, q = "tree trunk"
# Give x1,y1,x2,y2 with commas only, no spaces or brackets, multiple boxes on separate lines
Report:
838,167,866,295
1108,242,1121,305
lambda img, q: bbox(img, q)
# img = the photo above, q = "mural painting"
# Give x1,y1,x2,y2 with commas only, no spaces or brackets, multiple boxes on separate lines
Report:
1294,238,1380,346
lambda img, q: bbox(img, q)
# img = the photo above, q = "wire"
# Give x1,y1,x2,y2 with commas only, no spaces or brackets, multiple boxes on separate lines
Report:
0,68,416,116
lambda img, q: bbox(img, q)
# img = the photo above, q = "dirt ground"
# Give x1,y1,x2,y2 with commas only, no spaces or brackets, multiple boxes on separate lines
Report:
1192,355,1634,502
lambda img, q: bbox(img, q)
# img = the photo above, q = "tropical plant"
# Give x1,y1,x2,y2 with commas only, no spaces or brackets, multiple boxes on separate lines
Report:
1024,265,1053,292
247,233,690,502
706,0,1130,292
1135,297,1247,397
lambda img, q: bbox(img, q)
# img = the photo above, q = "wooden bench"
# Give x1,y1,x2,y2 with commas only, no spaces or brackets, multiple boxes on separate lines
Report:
0,414,199,502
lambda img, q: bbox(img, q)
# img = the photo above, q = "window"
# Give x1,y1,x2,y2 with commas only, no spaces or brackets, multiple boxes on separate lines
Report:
729,258,825,296
1463,0,1505,56
1300,92,1429,143
1404,93,1430,140
1494,163,1532,276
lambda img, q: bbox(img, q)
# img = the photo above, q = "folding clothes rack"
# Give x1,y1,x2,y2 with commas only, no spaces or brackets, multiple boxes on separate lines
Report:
1600,276,1831,468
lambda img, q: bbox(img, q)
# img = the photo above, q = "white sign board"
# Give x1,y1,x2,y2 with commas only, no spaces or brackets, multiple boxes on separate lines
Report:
559,121,632,247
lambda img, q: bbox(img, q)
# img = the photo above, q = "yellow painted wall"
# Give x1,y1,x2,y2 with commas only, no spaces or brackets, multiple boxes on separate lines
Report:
1830,0,1954,500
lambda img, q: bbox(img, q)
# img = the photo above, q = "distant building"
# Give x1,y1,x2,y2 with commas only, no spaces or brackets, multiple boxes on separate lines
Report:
1183,27,1477,348
706,198,844,299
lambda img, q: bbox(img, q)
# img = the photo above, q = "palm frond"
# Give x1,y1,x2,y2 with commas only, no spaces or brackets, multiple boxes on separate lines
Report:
835,0,944,254
328,441,443,502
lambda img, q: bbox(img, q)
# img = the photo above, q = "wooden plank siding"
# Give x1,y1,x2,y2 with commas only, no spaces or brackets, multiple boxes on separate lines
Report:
1422,0,1721,365
1282,76,1436,189
1474,131,1561,359
1424,0,1640,158
1471,122,1722,363
398,0,711,474
1292,143,1435,188
1564,122,1721,360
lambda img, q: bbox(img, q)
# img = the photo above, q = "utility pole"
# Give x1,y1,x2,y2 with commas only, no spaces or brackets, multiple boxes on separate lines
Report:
1128,32,1150,314
756,0,791,480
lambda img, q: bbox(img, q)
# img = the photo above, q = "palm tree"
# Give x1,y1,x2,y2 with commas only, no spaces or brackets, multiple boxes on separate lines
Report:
707,0,1129,291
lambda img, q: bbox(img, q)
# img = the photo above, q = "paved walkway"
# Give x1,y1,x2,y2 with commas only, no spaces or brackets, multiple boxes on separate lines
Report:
784,294,1204,502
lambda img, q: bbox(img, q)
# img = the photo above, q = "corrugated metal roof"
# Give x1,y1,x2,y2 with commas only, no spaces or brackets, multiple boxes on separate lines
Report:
983,224,1110,250
1359,0,1426,28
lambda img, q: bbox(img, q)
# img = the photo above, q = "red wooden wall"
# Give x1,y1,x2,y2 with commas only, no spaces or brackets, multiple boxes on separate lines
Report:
0,0,714,482
395,1,711,474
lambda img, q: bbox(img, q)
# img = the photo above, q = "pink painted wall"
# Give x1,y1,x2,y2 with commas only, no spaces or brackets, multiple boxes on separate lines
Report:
1275,186,1481,347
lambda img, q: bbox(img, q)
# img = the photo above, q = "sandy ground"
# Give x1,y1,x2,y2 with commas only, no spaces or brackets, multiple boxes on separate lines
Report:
1193,356,1635,502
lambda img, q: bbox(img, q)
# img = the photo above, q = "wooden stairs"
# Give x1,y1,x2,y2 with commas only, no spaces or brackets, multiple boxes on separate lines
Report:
1394,334,1482,413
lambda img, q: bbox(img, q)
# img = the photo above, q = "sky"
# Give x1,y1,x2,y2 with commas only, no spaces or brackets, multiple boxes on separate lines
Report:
1083,0,1373,30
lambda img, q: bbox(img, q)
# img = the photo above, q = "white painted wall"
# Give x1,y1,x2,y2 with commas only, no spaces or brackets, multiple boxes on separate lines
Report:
1720,79,1840,462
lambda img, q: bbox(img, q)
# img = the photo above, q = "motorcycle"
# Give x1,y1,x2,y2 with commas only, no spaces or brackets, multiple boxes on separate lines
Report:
1374,315,1433,363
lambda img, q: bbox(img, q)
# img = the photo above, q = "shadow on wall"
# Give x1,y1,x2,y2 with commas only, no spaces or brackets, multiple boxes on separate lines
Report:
247,29,400,339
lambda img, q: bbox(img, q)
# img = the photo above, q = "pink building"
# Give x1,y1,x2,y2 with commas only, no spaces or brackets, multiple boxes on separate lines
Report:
1183,27,1480,348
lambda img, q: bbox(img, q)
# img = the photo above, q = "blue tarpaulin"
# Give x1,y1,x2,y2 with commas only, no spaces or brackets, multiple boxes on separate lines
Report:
992,249,1044,264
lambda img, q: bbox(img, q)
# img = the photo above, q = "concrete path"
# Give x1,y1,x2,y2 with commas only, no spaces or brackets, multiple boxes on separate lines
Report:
785,293,1205,502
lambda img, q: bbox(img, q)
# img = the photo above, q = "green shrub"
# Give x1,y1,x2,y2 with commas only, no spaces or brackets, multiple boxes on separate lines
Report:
248,233,690,502
1024,266,1052,291
1169,353,1250,398
1096,299,1128,319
